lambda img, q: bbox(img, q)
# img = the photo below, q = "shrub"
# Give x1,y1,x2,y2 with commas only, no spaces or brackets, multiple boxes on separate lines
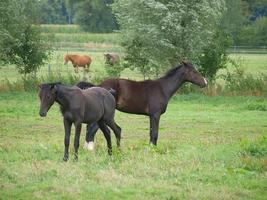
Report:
222,60,267,96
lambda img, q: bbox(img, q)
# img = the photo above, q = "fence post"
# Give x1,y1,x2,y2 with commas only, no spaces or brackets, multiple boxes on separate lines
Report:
48,64,51,79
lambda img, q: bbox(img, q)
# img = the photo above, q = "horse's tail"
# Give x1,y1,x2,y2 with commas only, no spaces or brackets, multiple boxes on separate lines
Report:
108,88,117,98
76,81,95,90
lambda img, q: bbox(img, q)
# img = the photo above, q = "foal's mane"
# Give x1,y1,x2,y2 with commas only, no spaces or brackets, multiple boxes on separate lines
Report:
161,64,183,79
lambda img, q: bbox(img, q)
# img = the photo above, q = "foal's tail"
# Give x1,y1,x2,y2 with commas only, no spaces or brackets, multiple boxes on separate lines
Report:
108,88,117,98
76,81,95,90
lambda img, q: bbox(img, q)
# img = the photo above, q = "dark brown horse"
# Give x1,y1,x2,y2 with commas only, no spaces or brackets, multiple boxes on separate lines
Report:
64,54,92,73
38,83,121,161
78,60,207,149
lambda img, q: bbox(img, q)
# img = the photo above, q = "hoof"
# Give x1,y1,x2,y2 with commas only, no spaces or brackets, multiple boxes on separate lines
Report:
63,157,68,162
84,141,94,151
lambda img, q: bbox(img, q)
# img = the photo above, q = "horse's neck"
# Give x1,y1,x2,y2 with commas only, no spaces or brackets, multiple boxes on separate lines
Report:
67,56,73,62
55,86,72,108
158,68,185,98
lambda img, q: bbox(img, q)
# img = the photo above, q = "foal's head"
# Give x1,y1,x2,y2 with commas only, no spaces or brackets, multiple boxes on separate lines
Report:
38,83,60,117
181,61,207,87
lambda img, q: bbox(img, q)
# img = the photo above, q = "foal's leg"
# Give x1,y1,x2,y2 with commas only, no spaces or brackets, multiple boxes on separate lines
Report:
98,120,112,155
149,113,161,145
105,119,121,148
74,122,82,161
63,118,72,161
85,123,99,150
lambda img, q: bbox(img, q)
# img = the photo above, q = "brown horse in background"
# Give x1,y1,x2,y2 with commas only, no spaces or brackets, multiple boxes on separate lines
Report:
104,53,120,66
64,54,92,73
77,60,208,149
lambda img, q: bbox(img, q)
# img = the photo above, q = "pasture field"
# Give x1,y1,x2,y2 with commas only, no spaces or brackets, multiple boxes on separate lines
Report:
0,52,267,84
0,92,266,199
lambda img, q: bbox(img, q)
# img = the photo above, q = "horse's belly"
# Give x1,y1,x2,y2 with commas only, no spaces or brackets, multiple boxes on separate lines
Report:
116,96,149,115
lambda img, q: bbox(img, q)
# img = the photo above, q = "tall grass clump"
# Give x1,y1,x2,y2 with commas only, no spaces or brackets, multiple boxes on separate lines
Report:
238,136,267,172
0,73,86,92
222,60,267,96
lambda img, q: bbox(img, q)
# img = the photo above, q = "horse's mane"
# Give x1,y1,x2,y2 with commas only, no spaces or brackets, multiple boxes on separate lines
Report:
161,64,183,79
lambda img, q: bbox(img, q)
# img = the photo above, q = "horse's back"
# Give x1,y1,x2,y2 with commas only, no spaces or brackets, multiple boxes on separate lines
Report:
70,54,92,66
83,87,116,119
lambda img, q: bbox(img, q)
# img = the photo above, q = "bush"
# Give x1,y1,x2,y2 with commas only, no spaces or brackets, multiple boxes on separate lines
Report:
222,60,267,96
198,30,231,81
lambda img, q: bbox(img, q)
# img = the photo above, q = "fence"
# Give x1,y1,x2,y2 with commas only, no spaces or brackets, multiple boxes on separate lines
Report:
228,46,267,54
53,42,122,53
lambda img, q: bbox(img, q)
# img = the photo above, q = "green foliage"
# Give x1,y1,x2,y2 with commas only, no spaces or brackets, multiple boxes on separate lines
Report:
238,17,267,46
220,0,267,46
0,0,51,75
113,0,225,78
39,0,69,24
220,0,247,45
104,63,124,78
222,59,267,96
199,30,231,81
74,0,118,32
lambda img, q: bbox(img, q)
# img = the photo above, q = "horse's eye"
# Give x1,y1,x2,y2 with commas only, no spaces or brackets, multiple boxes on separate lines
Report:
46,95,52,100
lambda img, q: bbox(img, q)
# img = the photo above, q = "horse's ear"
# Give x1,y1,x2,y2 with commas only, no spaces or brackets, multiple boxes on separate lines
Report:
50,84,57,94
181,60,188,66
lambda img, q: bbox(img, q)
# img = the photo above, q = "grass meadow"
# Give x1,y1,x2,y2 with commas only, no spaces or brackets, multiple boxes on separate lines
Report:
0,92,266,199
0,25,266,199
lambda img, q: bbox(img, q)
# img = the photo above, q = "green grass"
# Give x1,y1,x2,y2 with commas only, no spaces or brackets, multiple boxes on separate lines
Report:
228,54,267,76
41,24,120,44
0,92,266,199
41,24,83,34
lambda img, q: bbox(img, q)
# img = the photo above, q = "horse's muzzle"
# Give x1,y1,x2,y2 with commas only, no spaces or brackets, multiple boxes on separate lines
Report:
39,111,47,117
201,78,208,88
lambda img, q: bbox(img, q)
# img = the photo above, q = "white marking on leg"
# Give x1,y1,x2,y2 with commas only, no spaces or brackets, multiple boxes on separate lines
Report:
203,78,208,85
87,141,94,150
84,142,89,149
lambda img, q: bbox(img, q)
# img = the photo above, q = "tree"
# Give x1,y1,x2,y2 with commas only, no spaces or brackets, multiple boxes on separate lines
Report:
0,0,51,76
39,0,69,24
113,0,225,78
74,0,118,32
220,0,247,46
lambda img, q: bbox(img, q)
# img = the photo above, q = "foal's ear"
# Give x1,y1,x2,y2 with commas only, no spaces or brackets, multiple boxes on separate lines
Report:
181,60,188,66
50,84,58,94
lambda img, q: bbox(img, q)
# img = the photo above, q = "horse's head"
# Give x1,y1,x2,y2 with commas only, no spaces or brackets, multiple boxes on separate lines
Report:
64,55,69,65
181,60,207,88
38,83,59,117
104,53,111,64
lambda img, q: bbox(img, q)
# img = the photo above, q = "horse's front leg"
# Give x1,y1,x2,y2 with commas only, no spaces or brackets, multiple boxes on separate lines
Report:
73,65,78,73
85,123,99,150
63,118,72,161
74,122,82,161
149,113,161,145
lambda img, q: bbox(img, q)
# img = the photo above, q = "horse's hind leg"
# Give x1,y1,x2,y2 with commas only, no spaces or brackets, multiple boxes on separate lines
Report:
74,122,82,161
105,119,121,148
98,120,112,155
85,123,99,150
